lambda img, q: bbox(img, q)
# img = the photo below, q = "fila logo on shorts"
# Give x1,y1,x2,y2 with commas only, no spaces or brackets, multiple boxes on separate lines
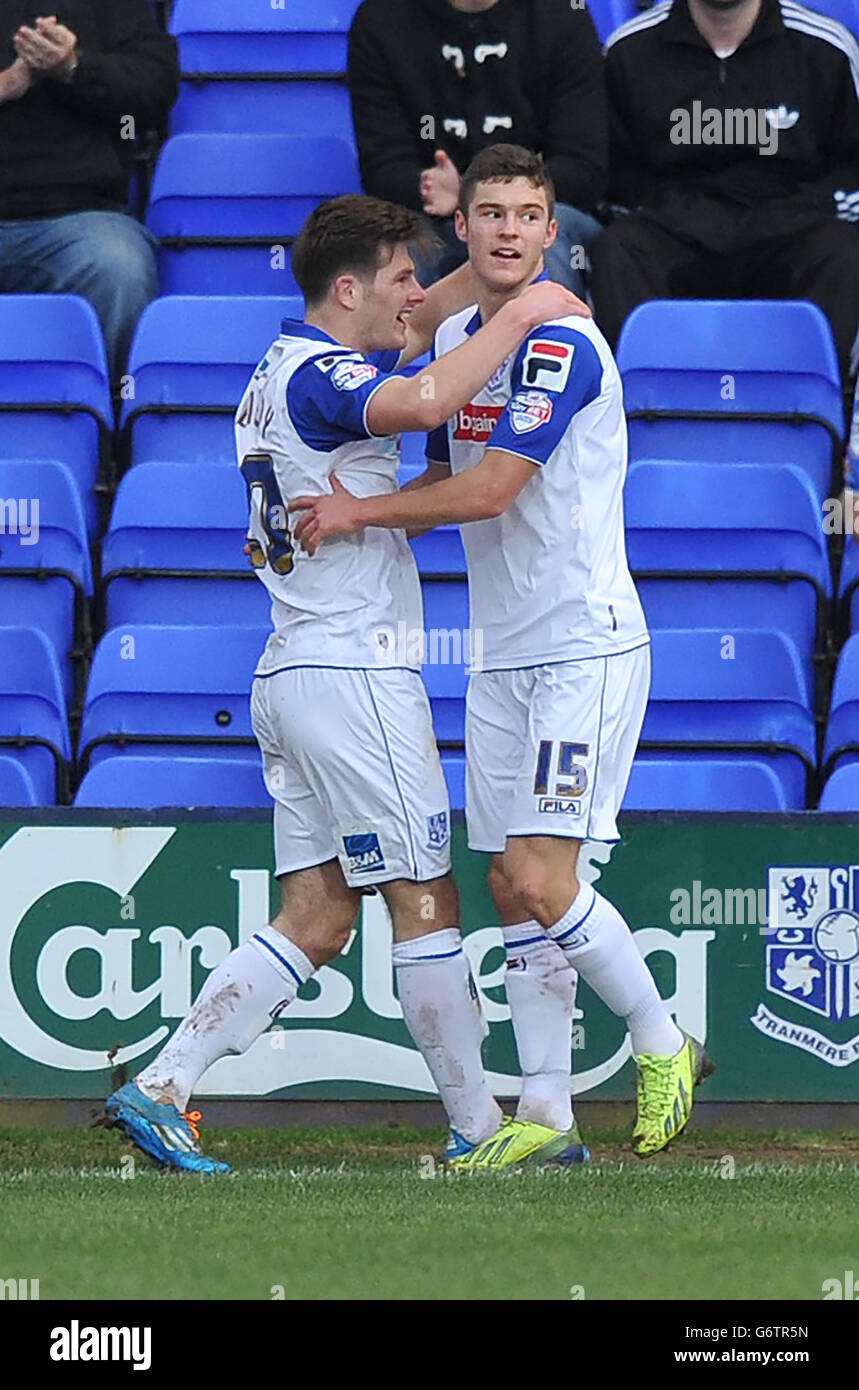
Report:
522,338,575,394
454,403,504,441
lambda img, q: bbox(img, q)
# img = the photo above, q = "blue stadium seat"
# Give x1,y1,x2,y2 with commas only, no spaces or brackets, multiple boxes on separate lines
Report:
593,0,664,43
0,460,93,707
121,295,300,463
838,536,859,632
797,0,859,39
0,296,112,536
170,0,361,71
822,634,859,776
147,135,361,295
75,753,268,808
78,625,266,774
101,461,270,627
171,79,353,141
618,301,844,497
399,431,429,481
818,763,859,810
410,528,466,575
642,628,816,805
421,580,470,744
169,0,358,138
626,460,831,669
0,754,39,807
441,751,466,811
0,626,70,802
623,755,794,811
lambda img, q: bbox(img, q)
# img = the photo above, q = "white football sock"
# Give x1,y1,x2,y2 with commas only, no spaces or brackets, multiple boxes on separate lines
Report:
136,925,314,1111
503,922,578,1133
547,882,684,1057
392,927,502,1145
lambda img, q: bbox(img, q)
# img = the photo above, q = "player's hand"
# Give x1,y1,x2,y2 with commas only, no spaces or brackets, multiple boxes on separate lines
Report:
15,16,78,76
420,150,461,219
515,278,592,329
290,476,366,555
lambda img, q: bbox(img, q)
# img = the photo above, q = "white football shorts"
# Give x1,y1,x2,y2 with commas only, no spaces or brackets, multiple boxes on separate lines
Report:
251,665,452,887
465,642,651,852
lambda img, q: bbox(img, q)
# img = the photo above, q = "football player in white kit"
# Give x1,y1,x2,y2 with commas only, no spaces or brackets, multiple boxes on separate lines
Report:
292,148,715,1168
105,193,587,1172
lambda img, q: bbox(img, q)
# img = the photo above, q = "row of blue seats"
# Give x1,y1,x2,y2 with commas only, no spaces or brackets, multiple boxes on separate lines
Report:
0,293,841,511
2,450,853,714
162,0,859,93
2,749,857,811
2,621,858,806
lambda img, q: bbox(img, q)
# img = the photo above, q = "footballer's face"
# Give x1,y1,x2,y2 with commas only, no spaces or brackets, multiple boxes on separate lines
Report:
455,178,557,295
356,242,426,352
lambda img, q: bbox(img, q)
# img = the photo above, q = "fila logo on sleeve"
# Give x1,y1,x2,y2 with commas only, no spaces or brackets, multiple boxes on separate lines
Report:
522,339,574,394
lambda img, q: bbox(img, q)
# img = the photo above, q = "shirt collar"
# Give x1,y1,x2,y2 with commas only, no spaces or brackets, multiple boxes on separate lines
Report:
279,317,339,344
464,265,550,334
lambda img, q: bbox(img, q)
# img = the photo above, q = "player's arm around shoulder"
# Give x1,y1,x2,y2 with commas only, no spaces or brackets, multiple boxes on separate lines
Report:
366,280,591,436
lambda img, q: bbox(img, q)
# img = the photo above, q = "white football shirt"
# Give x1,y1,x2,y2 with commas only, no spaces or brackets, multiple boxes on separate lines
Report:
428,306,649,669
235,319,423,675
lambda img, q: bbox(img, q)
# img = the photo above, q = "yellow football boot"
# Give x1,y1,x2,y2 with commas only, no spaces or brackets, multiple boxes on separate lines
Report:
632,1030,716,1157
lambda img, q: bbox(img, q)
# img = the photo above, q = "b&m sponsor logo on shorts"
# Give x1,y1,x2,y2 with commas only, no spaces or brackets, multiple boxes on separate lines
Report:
342,831,386,877
751,865,859,1067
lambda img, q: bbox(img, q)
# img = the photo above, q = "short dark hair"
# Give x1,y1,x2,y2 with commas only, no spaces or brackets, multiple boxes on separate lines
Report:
459,144,555,220
291,195,427,306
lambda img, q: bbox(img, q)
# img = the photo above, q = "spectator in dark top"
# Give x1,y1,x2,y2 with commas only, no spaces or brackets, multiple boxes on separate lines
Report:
590,0,859,392
348,0,607,294
0,1,178,386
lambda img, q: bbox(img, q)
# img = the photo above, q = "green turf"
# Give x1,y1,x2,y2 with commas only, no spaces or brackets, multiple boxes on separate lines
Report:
0,1125,855,1300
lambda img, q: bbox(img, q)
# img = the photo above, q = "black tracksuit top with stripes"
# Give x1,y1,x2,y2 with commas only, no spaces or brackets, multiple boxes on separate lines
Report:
605,0,859,219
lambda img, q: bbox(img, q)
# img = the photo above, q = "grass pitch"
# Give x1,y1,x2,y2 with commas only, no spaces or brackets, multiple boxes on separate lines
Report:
0,1124,855,1301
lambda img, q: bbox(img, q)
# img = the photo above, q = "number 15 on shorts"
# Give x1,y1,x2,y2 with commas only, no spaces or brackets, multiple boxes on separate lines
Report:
534,740,589,815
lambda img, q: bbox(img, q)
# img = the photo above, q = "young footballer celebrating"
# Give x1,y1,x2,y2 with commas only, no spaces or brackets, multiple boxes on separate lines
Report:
105,194,587,1172
292,148,715,1168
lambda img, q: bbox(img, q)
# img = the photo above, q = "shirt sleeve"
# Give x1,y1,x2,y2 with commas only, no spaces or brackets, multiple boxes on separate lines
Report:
425,332,451,463
488,325,604,467
286,351,402,450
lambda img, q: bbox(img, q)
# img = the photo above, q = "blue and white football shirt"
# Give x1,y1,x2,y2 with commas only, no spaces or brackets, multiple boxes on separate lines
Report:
428,308,648,669
235,319,423,674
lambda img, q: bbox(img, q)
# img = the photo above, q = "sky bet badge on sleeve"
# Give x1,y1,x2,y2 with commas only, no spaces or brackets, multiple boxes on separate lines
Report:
509,390,553,434
751,865,859,1066
330,358,379,392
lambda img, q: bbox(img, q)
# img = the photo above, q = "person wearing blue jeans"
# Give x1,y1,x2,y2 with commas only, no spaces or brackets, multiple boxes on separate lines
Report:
0,2,177,388
0,210,159,385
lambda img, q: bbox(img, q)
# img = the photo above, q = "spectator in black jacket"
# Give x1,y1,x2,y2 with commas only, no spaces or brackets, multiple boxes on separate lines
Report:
0,1,178,386
591,0,859,391
348,0,607,293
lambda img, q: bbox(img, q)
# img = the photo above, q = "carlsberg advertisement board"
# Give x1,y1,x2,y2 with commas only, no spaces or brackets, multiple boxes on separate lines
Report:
2,812,859,1100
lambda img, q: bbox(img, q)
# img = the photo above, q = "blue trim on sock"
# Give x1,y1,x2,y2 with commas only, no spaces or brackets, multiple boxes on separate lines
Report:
552,892,596,944
396,946,463,963
252,932,305,988
504,933,547,950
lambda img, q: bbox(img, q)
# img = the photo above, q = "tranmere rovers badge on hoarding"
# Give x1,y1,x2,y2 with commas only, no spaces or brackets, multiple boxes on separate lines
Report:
751,866,859,1067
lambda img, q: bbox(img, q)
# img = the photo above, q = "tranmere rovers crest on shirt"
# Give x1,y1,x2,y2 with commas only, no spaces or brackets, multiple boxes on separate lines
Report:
751,865,859,1067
